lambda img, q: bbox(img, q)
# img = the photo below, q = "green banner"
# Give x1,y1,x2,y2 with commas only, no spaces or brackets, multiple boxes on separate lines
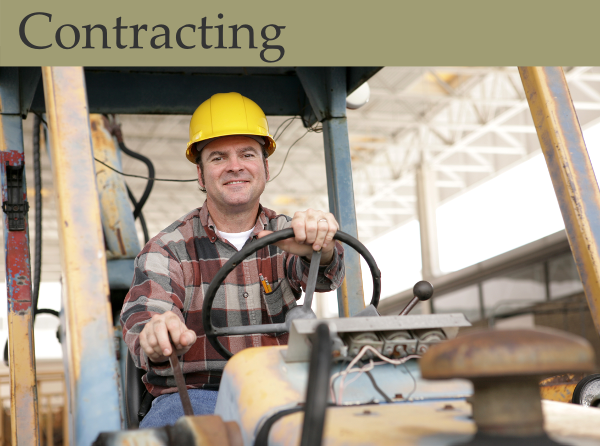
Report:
1,0,600,66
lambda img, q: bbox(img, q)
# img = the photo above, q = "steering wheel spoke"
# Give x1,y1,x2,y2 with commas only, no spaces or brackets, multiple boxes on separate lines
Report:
214,323,288,336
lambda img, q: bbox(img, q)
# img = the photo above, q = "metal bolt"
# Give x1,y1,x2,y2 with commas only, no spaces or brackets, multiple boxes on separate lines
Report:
421,328,594,440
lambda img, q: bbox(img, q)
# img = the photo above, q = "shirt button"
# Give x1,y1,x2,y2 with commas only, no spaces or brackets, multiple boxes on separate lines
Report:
243,292,249,298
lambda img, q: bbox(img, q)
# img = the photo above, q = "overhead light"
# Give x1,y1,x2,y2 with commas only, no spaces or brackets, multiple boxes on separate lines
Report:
346,82,370,110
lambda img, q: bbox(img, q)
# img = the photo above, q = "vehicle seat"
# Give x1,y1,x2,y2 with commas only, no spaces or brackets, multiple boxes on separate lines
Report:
125,350,147,428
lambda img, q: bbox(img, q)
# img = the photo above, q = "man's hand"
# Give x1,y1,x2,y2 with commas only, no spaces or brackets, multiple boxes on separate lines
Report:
139,311,197,363
258,209,339,265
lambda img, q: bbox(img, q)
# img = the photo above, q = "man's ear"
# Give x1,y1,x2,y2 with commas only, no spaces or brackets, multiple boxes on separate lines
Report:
265,159,270,182
197,164,205,188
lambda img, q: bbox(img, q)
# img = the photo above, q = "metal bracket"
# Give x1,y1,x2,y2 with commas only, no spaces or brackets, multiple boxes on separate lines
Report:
2,164,29,231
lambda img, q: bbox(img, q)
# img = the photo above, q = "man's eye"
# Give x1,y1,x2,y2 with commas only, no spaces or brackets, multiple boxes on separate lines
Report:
212,157,222,162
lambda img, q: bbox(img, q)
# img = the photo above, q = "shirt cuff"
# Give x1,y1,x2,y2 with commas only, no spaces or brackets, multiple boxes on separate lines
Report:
142,351,171,371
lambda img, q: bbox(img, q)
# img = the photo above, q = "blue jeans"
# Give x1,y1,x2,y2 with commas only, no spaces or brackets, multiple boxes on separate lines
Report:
139,389,219,428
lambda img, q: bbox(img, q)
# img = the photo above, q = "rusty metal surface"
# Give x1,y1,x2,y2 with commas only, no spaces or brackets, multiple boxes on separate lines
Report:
87,400,600,446
540,373,583,403
471,379,546,437
265,399,600,446
93,401,600,446
0,68,40,446
422,328,595,438
42,66,121,446
420,328,594,380
520,67,600,336
267,399,600,446
91,115,140,259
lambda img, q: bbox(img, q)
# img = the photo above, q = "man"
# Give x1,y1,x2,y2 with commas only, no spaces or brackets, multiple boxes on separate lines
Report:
121,92,345,428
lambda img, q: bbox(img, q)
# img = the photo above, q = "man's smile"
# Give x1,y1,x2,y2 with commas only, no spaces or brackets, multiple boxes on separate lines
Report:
223,180,250,186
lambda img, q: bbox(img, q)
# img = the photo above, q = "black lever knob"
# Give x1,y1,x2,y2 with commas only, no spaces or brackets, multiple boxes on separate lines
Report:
399,281,434,316
413,281,434,301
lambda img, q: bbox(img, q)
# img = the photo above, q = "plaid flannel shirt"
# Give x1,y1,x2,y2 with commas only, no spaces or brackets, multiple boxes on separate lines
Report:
121,202,345,396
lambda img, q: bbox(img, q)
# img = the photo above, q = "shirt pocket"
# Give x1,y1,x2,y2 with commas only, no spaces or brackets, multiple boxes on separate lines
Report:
260,279,289,325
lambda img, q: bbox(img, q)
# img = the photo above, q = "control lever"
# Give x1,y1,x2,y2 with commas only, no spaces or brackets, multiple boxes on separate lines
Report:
169,343,194,416
399,281,434,315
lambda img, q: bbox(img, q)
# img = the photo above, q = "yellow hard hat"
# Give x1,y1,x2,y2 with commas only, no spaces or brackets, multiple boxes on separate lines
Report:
186,92,276,163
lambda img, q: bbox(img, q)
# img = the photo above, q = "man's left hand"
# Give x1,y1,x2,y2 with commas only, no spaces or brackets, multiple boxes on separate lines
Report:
258,209,339,265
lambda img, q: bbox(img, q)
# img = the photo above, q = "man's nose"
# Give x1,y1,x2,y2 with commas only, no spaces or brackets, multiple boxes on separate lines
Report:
226,157,244,171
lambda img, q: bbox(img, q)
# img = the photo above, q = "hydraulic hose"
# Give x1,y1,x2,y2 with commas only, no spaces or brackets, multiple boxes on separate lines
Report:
126,184,150,244
118,141,155,220
108,118,154,244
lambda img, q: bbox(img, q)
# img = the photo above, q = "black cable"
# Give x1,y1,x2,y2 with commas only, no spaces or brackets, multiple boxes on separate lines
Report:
118,142,155,220
268,118,322,183
254,407,304,446
300,323,332,446
126,184,150,244
273,116,298,140
254,400,384,446
35,308,60,318
94,158,197,183
267,130,310,182
2,309,61,366
365,370,393,403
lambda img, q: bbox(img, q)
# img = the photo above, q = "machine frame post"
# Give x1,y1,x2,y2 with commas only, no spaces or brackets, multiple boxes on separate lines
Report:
42,66,121,445
0,67,40,446
91,114,141,259
520,66,600,334
297,68,365,316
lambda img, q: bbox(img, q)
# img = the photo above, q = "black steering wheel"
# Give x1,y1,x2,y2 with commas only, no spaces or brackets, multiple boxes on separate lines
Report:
202,228,381,359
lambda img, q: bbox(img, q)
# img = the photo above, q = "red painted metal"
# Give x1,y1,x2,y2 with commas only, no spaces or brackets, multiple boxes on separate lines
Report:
1,149,33,314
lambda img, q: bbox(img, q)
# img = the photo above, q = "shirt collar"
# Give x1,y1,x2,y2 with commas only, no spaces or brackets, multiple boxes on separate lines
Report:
199,201,269,244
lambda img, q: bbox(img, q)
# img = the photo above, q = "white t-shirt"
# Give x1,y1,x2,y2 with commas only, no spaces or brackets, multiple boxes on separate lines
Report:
217,228,254,251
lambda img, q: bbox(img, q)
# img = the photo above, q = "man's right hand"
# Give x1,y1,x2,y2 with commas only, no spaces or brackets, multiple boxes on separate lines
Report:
139,311,197,363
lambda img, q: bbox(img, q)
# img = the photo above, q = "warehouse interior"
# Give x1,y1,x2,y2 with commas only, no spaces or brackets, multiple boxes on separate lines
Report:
2,66,600,445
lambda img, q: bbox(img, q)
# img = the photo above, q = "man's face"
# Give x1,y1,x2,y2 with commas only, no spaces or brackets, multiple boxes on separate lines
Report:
197,135,269,210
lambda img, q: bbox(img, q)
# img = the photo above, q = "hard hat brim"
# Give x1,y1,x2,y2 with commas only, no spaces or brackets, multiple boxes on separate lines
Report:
186,133,276,163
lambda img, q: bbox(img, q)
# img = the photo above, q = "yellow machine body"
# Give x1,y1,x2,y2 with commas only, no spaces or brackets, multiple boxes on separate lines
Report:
210,346,600,446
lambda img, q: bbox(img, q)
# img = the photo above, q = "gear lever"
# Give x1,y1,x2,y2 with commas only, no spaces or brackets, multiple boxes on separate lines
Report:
169,343,194,416
399,281,434,315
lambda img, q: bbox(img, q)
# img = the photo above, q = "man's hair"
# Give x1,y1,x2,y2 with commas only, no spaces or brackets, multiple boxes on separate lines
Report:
195,143,269,193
